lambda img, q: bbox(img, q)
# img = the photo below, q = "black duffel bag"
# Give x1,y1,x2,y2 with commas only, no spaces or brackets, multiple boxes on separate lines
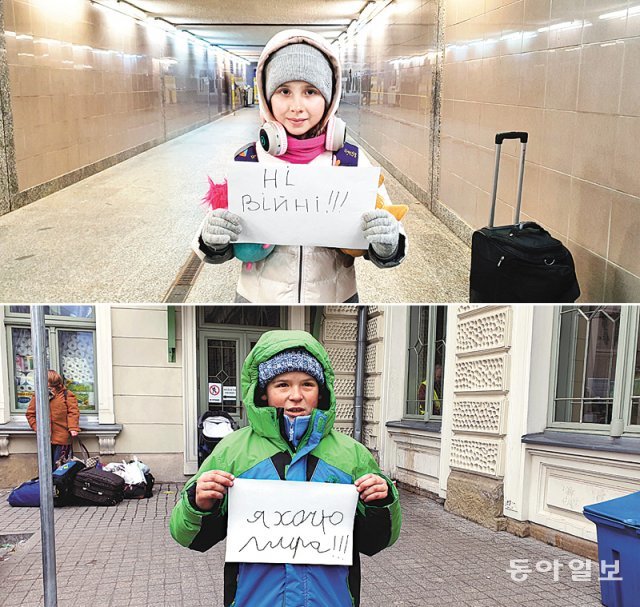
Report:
469,222,580,303
124,472,155,499
53,460,86,506
72,468,125,506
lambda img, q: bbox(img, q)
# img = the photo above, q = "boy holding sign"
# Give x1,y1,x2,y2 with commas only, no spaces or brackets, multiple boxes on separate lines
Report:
194,29,408,303
170,330,401,607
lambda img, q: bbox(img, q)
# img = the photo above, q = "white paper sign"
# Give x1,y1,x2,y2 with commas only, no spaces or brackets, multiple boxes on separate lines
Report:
227,164,380,249
223,386,237,400
208,382,222,403
226,478,359,566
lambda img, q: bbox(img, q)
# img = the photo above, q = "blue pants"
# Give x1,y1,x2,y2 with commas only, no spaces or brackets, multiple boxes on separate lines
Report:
51,444,72,470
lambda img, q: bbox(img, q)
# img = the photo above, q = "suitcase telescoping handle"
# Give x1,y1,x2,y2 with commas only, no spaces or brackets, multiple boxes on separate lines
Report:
489,131,528,228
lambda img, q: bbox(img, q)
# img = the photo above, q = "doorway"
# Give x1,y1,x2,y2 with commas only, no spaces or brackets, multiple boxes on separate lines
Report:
198,330,263,427
196,306,286,428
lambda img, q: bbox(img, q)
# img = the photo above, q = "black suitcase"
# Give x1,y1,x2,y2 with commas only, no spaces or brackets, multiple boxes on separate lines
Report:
72,468,125,506
469,132,580,303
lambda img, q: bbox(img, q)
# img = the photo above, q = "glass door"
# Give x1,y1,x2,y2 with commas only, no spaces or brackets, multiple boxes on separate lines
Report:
198,331,265,428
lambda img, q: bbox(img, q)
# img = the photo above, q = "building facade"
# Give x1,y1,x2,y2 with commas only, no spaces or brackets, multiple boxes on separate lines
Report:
1,304,639,556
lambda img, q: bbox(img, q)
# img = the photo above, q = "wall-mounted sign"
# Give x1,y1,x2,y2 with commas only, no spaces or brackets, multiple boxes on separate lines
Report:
208,382,222,404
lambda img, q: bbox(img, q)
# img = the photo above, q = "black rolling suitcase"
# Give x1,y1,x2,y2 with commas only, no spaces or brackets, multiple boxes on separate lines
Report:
469,132,580,303
72,468,125,506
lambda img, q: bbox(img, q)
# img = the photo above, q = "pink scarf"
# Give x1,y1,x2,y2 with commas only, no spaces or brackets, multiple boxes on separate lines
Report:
280,133,327,164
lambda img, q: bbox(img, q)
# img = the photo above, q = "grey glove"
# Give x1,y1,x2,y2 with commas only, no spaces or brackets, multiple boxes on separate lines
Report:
361,210,400,259
202,209,242,250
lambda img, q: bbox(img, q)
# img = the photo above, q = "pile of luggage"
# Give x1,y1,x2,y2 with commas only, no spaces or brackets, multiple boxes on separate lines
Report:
7,443,155,508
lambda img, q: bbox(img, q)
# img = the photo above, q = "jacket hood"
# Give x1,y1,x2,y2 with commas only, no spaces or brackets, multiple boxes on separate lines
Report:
256,29,342,133
241,330,336,443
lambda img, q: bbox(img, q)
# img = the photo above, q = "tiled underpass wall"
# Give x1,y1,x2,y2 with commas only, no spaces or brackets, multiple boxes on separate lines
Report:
339,0,640,301
0,0,240,211
338,0,440,207
441,0,640,301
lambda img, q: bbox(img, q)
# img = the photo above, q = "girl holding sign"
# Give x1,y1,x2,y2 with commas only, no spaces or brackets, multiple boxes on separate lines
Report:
193,29,408,303
170,330,401,607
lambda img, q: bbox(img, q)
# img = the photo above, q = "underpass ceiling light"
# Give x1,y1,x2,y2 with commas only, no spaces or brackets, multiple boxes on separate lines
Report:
90,0,146,22
537,19,591,32
87,2,287,64
357,0,393,29
151,17,177,32
178,29,209,47
599,5,640,20
113,0,147,21
336,0,393,42
359,2,378,22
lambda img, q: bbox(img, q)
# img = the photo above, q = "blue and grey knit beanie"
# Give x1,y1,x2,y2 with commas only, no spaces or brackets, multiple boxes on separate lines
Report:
258,349,325,388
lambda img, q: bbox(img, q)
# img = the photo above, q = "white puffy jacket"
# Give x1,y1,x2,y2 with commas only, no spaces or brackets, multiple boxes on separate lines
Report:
193,29,406,303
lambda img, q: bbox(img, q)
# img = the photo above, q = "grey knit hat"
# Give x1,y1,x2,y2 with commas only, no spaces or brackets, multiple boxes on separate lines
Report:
258,349,325,388
264,43,333,104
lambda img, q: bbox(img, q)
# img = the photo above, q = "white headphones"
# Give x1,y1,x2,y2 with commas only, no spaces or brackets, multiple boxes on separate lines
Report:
259,116,347,156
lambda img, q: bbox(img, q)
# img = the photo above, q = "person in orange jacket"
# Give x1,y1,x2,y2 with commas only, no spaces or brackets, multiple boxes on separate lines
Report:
26,370,80,469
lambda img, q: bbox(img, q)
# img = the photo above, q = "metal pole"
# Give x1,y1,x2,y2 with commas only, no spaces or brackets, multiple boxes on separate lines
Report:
513,142,527,224
353,306,368,443
489,143,501,228
31,306,58,607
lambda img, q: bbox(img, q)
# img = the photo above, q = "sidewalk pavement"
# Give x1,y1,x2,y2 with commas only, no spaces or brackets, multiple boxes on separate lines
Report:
0,485,603,607
0,107,470,303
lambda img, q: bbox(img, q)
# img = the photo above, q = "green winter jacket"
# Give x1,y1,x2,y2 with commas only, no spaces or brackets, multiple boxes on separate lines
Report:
170,330,401,607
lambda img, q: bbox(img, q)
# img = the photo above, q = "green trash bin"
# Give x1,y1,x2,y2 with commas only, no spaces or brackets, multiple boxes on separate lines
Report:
583,491,640,607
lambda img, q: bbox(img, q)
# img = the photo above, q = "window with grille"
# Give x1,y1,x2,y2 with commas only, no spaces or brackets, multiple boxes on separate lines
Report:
551,306,640,436
5,306,97,414
405,306,446,420
201,306,284,328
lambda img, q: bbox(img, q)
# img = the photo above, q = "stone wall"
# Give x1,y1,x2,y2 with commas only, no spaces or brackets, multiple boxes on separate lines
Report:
321,306,359,437
445,305,512,529
321,306,384,459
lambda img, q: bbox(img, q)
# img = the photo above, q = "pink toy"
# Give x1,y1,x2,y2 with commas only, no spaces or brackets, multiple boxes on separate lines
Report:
201,177,274,267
